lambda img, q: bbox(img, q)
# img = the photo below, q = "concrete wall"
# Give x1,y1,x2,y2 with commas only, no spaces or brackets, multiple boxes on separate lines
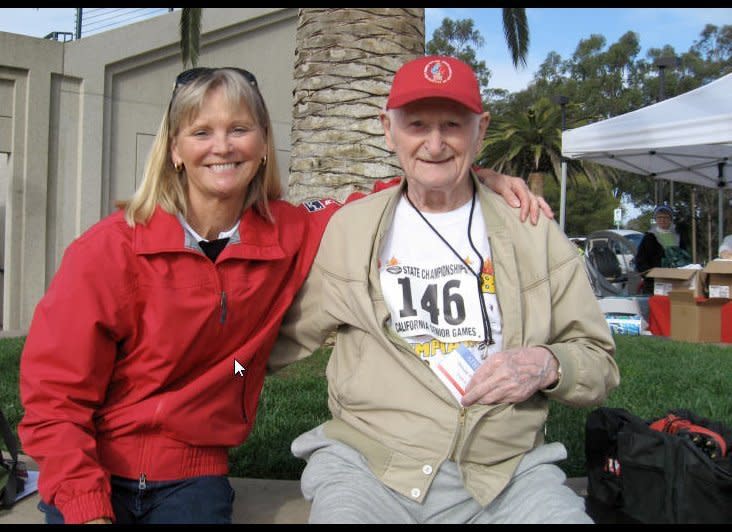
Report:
0,8,298,330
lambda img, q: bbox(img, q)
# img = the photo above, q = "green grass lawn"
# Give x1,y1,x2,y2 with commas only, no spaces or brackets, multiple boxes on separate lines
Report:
2,335,731,479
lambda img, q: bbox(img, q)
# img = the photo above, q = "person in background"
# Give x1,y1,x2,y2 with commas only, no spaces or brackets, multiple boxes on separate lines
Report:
635,204,691,293
718,234,732,259
270,55,619,524
18,66,549,525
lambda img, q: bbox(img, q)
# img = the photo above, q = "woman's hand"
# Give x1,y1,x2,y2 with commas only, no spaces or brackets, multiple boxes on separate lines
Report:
474,167,554,225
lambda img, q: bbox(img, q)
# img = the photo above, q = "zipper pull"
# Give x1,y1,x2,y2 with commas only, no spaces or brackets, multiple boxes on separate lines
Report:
138,473,147,490
220,291,227,323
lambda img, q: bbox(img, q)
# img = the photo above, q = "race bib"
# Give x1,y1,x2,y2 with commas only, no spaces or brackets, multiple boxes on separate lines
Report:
380,259,486,344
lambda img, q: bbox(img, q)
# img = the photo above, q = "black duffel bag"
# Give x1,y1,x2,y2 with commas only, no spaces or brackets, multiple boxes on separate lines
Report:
585,407,732,524
1,408,26,509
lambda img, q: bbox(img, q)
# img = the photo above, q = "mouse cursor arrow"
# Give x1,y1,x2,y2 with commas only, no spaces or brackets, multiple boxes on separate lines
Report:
234,359,245,377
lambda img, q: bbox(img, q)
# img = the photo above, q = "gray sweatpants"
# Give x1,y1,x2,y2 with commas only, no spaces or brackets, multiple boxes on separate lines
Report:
292,424,592,524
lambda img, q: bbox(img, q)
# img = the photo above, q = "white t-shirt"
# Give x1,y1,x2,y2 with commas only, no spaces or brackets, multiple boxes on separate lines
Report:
379,194,503,401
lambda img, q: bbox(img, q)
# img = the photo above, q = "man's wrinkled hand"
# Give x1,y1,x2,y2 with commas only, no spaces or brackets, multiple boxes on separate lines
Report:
460,346,559,407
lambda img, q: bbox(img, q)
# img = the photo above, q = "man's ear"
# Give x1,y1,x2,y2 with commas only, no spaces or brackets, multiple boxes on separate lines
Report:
474,111,491,158
478,111,491,139
380,111,395,151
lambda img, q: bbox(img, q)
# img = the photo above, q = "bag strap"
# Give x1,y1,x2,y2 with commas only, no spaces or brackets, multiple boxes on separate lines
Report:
0,408,20,507
0,408,19,462
650,413,728,459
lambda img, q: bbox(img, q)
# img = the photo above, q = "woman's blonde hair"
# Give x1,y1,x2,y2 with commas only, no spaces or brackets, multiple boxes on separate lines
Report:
123,68,282,226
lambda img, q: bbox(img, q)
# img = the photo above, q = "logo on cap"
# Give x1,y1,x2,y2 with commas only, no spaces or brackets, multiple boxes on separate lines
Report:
423,60,452,84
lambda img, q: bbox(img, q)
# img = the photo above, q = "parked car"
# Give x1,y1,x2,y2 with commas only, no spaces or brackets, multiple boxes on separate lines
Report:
608,229,644,250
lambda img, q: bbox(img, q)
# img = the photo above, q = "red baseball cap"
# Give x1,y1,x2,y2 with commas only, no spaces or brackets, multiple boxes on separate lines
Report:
386,55,483,114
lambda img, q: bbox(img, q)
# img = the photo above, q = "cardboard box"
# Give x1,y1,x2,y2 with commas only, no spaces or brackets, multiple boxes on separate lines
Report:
668,290,727,343
646,267,703,297
702,259,732,299
598,297,642,316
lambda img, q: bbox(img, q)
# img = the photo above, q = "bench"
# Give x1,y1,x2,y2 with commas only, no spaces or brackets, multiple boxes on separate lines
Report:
1,472,604,524
2,454,631,524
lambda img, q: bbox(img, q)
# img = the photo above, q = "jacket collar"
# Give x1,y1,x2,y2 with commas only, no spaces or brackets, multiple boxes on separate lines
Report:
134,206,286,261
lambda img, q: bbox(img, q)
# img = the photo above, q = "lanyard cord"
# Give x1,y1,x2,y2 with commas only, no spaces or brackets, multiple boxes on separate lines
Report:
404,186,495,346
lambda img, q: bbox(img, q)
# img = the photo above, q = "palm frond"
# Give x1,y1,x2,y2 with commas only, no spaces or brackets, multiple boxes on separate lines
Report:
180,8,202,68
502,8,529,68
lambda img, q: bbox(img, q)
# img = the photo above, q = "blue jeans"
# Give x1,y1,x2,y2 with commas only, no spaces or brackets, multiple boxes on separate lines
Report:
38,475,235,524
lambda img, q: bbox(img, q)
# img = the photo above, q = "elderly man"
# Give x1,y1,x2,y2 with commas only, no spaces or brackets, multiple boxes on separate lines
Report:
270,55,619,524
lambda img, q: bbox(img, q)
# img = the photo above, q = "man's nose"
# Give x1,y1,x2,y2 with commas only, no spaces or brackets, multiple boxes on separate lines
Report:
423,128,445,154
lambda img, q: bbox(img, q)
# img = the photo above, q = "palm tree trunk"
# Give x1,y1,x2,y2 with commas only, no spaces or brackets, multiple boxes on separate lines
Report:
528,171,545,198
287,8,425,203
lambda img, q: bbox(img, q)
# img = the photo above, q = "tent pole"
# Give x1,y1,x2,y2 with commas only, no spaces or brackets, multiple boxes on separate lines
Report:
554,95,569,233
691,187,697,264
669,180,674,206
559,161,567,232
708,209,713,263
719,162,726,256
719,188,724,253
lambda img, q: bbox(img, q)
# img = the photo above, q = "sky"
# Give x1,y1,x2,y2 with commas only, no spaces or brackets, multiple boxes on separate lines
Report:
1,7,731,94
425,7,732,92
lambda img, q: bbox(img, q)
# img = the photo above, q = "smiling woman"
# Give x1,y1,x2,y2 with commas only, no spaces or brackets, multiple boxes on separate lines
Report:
170,85,268,239
16,66,340,525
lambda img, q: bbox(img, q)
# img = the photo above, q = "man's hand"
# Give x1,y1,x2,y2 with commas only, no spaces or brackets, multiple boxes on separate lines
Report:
474,168,555,225
460,346,559,407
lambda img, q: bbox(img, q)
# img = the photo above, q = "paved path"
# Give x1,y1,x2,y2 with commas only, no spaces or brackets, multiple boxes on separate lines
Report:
0,455,589,524
0,477,310,525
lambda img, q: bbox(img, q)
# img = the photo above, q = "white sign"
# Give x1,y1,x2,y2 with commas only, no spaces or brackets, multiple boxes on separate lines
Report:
613,208,622,224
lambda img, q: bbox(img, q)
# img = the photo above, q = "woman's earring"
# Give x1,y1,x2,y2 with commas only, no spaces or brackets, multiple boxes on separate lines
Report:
174,162,183,173
261,155,268,168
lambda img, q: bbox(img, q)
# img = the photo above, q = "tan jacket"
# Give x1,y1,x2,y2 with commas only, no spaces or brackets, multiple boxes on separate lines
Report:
270,174,619,506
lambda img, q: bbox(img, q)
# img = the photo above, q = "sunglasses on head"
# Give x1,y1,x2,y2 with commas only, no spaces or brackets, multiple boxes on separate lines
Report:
167,66,265,124
173,66,259,91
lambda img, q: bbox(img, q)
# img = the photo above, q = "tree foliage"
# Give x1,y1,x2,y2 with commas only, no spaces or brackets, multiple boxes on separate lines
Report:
426,9,529,101
477,96,620,198
542,175,617,237
179,8,202,68
501,7,529,68
430,20,731,256
426,18,492,94
477,97,562,196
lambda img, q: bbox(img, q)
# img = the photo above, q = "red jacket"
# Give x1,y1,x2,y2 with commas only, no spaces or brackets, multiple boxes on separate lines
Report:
18,200,338,523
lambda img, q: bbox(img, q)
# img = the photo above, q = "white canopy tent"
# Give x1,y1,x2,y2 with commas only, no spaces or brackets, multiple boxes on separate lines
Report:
561,72,732,248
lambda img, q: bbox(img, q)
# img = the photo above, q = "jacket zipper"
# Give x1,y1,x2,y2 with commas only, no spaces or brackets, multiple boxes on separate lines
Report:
390,331,468,458
138,473,147,491
220,291,227,323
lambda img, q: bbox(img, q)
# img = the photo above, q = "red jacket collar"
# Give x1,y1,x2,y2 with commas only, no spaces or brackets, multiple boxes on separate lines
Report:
134,206,286,260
